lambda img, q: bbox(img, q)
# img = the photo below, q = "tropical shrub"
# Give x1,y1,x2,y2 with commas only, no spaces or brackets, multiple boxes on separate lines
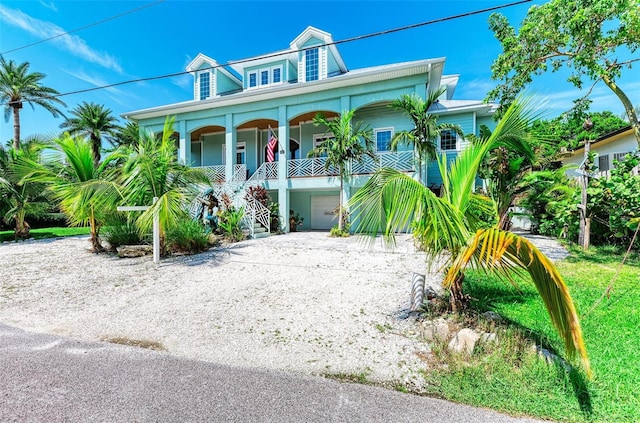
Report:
218,207,245,242
102,214,145,250
166,217,209,254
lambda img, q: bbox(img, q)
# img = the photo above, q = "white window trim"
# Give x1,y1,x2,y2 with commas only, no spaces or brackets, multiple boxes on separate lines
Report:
258,67,270,87
247,71,258,89
374,127,394,152
271,64,284,85
304,47,320,82
438,130,459,152
236,142,246,164
198,70,212,100
313,132,334,148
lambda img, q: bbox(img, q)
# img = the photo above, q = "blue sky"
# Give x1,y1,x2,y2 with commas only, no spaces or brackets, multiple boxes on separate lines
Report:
1,0,638,143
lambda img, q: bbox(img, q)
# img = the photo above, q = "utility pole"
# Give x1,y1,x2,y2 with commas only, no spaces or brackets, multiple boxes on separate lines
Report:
578,118,593,250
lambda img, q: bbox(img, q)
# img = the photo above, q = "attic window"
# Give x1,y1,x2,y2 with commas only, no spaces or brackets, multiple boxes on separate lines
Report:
199,72,211,100
305,48,319,81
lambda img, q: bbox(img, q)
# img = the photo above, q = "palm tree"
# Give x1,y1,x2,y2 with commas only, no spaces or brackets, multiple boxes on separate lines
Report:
18,133,122,252
350,98,590,375
0,56,66,151
0,138,51,238
60,102,121,167
389,88,464,183
308,109,375,231
116,117,210,255
113,121,141,149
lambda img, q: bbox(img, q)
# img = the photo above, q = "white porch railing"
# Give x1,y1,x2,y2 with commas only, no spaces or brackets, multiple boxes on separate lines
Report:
233,164,247,182
351,151,415,174
287,157,338,178
243,195,271,237
247,161,278,183
197,165,226,183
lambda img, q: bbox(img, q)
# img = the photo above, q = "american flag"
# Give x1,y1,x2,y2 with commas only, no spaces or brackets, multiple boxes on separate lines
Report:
267,129,277,162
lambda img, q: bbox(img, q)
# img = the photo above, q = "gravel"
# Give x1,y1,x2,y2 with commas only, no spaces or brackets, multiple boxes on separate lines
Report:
0,232,439,391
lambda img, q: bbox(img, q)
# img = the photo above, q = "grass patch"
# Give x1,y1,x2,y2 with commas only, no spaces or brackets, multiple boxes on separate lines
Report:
423,244,640,422
0,226,90,243
101,336,166,351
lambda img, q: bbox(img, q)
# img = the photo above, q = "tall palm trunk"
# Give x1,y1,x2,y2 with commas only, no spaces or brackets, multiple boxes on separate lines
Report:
90,134,101,168
12,103,21,151
338,165,344,231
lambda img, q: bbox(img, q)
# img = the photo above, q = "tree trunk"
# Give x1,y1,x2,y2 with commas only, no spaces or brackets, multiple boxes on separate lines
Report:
448,271,466,312
91,134,101,168
89,209,104,253
12,104,21,151
14,209,30,239
601,74,640,148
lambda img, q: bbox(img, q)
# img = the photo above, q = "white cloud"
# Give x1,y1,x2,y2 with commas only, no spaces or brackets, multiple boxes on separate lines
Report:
0,4,122,73
62,69,136,107
38,1,58,12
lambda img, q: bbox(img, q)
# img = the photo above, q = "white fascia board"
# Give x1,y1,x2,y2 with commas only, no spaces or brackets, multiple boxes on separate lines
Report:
229,49,295,74
187,53,242,85
123,58,445,120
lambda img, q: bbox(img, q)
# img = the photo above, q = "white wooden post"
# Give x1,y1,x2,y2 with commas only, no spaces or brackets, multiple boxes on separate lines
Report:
116,196,160,265
152,197,159,264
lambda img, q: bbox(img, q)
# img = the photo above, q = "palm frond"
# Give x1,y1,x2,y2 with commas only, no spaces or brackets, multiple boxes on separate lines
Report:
444,228,590,375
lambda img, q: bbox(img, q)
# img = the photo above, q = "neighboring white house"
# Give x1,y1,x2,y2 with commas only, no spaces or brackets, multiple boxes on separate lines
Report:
565,126,638,178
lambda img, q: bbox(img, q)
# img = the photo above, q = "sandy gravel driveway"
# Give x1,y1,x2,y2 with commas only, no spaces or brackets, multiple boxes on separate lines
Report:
0,232,437,390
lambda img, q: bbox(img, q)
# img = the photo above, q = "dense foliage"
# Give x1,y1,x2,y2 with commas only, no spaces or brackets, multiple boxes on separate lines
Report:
487,0,640,146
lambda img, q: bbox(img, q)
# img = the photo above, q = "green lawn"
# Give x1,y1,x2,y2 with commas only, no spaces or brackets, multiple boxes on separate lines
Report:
423,245,640,422
0,226,90,243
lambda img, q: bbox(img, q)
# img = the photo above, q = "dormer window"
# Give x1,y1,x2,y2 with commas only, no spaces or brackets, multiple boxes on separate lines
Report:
248,72,257,88
199,71,211,100
247,65,284,89
305,48,319,82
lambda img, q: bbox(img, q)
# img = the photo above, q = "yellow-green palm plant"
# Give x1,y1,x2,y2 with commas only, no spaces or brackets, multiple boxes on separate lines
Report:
16,133,122,252
350,98,590,375
116,117,210,255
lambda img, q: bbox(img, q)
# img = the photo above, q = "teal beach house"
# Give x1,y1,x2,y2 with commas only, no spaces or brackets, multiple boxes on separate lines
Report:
123,26,496,234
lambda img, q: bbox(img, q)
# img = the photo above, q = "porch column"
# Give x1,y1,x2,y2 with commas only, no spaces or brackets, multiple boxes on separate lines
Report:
340,95,350,113
177,119,190,165
277,105,290,232
225,113,236,181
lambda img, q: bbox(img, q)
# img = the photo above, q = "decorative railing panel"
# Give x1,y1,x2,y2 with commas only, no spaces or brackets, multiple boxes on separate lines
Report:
247,162,278,182
351,151,415,174
198,165,226,183
287,157,338,178
233,164,247,182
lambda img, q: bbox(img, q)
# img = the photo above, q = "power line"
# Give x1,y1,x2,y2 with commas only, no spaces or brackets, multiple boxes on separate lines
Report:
5,0,531,104
1,0,165,55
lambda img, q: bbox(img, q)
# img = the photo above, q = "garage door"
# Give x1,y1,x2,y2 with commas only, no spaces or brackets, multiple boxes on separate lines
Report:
310,195,339,230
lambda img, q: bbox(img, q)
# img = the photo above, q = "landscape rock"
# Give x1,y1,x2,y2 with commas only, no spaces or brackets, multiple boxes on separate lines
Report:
424,285,440,300
448,328,481,354
116,245,152,258
421,318,450,342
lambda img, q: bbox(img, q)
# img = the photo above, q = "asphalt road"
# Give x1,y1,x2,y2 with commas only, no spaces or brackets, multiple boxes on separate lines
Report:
0,324,542,422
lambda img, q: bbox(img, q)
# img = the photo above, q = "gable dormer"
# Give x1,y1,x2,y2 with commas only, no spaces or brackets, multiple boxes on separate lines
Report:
187,53,242,101
289,26,347,83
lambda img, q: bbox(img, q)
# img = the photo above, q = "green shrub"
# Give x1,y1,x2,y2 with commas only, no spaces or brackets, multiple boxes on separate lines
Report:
166,217,209,254
218,207,245,242
329,224,350,237
102,215,145,250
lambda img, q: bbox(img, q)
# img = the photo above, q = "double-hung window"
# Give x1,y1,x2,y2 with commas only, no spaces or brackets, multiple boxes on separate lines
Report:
199,71,210,100
305,48,319,81
248,72,257,88
374,128,393,152
440,130,457,151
